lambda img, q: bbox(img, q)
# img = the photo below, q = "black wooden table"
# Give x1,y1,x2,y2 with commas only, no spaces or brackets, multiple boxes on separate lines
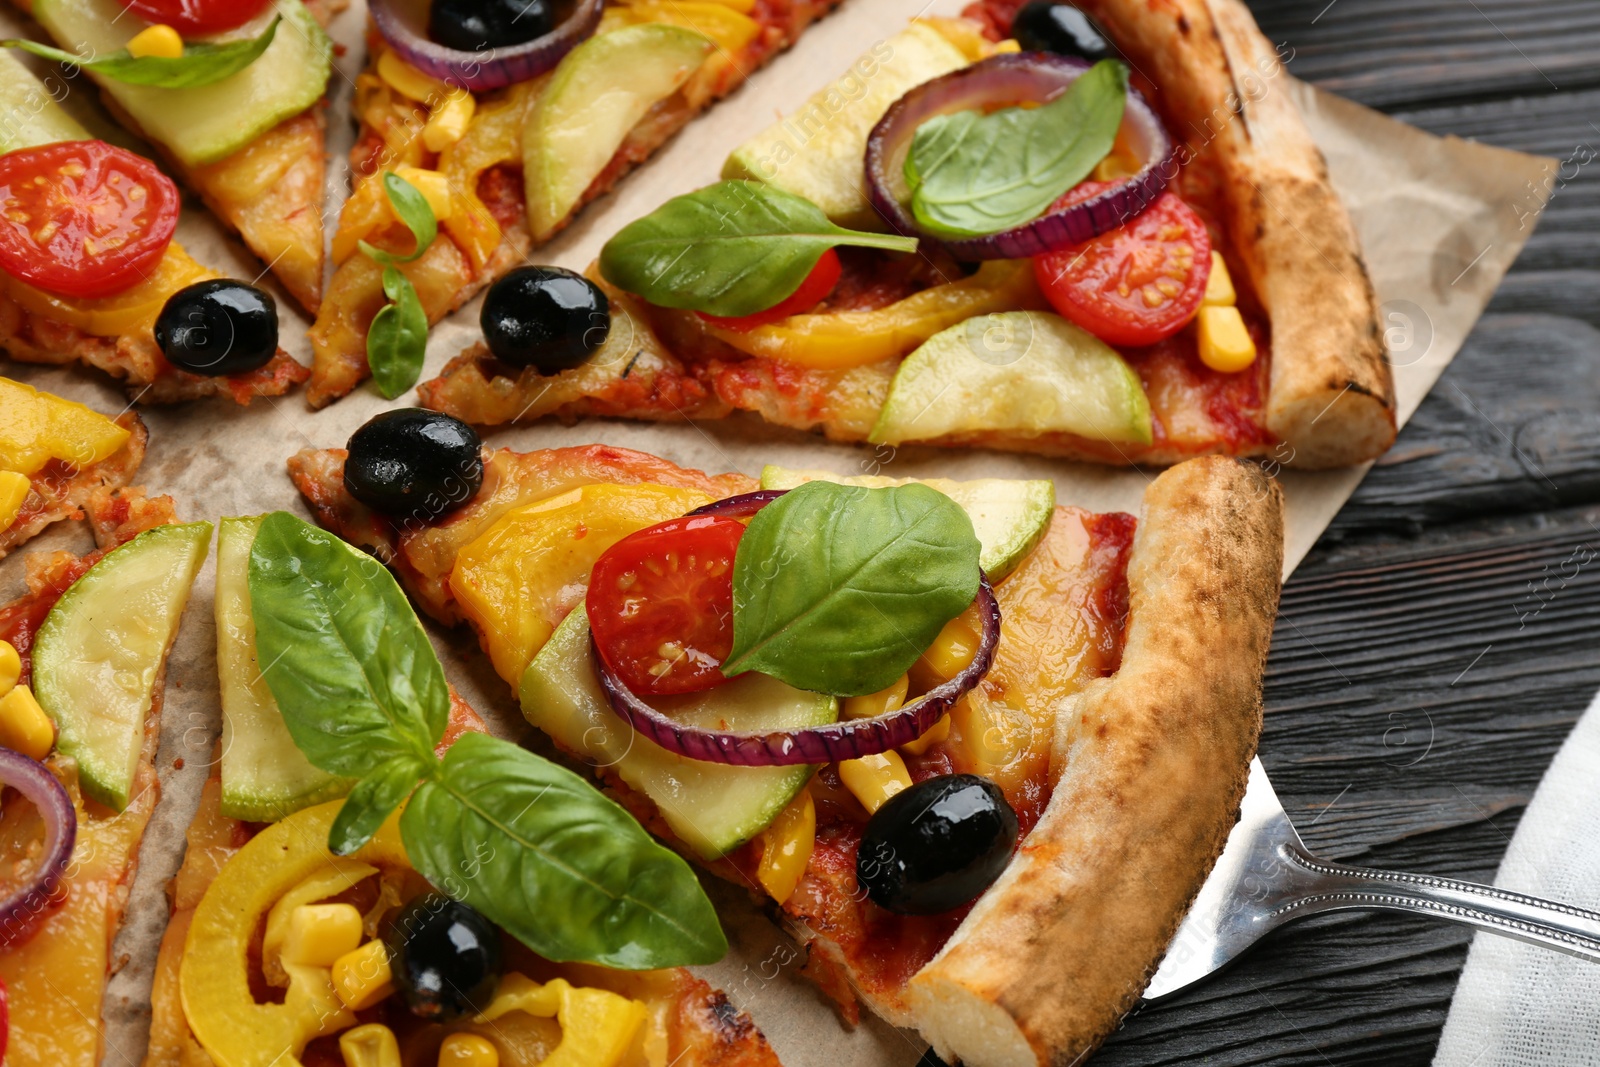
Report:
929,2,1600,1063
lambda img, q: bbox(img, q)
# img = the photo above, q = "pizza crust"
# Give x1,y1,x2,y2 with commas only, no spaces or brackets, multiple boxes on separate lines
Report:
906,455,1283,1066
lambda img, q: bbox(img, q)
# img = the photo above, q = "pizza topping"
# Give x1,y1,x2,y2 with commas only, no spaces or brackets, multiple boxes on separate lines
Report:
598,181,916,318
856,773,1018,915
0,377,131,477
344,409,485,522
1034,183,1212,347
370,0,603,92
385,894,503,1020
697,248,842,333
0,140,178,299
121,0,270,35
361,172,441,399
864,52,1175,259
430,0,554,52
1010,2,1120,61
3,15,284,89
481,266,611,372
154,280,280,377
0,749,76,948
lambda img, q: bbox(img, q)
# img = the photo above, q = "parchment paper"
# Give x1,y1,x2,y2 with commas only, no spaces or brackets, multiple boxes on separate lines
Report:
0,1,1556,1063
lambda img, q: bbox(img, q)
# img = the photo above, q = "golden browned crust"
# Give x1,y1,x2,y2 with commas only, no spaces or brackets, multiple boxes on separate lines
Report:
905,456,1283,1066
0,413,146,560
1074,0,1394,468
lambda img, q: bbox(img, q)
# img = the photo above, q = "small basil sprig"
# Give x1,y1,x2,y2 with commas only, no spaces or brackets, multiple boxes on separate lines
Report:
2,17,281,90
907,59,1129,239
363,171,438,399
723,481,981,697
248,511,727,968
598,180,918,318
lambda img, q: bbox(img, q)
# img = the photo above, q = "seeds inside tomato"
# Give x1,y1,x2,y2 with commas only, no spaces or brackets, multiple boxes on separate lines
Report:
586,513,747,696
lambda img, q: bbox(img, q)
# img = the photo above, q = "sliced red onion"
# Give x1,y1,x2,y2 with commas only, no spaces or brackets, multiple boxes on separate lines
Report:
594,577,1000,766
687,490,788,520
369,0,603,93
0,750,75,948
864,52,1176,260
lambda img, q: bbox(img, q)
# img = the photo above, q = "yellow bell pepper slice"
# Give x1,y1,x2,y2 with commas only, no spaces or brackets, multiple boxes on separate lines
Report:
0,243,215,338
755,789,815,905
449,483,712,684
704,259,1048,370
475,973,646,1067
600,1,759,52
180,802,408,1067
0,377,130,476
333,167,454,266
0,470,29,530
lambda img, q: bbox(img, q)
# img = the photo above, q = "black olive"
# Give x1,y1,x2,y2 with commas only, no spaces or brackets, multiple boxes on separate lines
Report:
1011,2,1120,61
856,774,1018,916
344,408,484,522
429,0,553,52
153,280,278,377
385,894,503,1021
480,266,610,374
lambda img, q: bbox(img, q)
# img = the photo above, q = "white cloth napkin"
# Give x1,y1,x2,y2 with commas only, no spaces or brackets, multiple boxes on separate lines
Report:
1434,688,1600,1066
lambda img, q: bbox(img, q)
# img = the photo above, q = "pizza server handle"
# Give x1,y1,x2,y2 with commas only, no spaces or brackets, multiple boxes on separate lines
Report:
1144,758,1600,1001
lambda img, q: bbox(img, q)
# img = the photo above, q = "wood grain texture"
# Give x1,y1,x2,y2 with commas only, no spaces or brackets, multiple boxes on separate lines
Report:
926,2,1600,1063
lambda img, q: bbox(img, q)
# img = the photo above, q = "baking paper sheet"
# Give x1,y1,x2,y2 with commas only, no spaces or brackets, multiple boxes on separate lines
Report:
0,0,1555,1063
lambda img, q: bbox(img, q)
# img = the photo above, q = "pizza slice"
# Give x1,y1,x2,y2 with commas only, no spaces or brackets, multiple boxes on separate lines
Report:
0,486,209,1067
8,0,339,313
288,409,1283,1065
418,1,1395,470
0,55,310,402
306,0,847,407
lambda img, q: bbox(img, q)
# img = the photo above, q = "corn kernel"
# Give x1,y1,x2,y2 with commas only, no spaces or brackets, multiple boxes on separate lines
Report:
394,166,454,222
1202,251,1236,307
282,903,364,968
0,639,20,697
423,88,476,153
755,789,814,905
1197,305,1257,373
838,751,913,815
332,940,394,1011
842,674,908,720
899,713,951,757
0,471,29,531
126,24,184,60
0,685,54,761
912,614,980,689
340,1023,402,1067
439,1033,500,1067
378,49,450,105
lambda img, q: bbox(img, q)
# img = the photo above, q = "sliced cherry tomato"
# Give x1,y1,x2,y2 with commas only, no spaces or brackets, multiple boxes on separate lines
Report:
587,513,747,696
0,141,179,299
698,248,843,333
1033,182,1212,348
121,0,272,35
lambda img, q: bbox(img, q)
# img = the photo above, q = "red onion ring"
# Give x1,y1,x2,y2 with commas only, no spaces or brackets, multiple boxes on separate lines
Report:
686,490,788,519
0,750,75,949
594,577,1000,767
369,0,603,93
864,52,1176,260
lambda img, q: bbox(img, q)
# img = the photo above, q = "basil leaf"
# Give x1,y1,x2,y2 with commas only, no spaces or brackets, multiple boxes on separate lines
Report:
2,17,281,90
367,266,428,399
358,172,439,266
329,754,430,855
598,180,919,317
724,482,981,697
402,733,727,969
248,511,448,776
907,59,1128,239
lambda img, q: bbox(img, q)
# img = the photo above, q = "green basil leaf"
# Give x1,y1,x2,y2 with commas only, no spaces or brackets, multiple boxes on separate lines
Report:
1,17,281,90
724,481,981,697
248,511,448,776
329,755,429,855
367,265,428,399
597,180,919,317
401,733,727,969
358,172,438,266
907,59,1128,239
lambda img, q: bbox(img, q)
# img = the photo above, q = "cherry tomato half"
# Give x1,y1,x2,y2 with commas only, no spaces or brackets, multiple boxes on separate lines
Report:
0,141,179,299
1033,182,1211,348
122,0,273,35
587,513,747,696
699,248,843,333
